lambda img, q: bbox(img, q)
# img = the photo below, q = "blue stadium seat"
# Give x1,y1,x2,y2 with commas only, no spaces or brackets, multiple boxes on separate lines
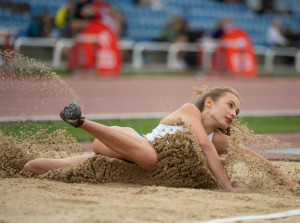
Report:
2,0,300,44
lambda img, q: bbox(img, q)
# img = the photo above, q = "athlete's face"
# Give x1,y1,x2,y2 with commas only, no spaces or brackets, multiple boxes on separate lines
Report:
208,93,240,129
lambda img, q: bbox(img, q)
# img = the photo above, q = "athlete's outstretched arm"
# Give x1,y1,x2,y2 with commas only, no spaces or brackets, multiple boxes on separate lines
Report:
239,144,295,187
213,131,295,188
180,104,244,193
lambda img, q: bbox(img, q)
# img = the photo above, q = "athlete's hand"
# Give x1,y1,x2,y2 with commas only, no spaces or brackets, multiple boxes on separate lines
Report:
225,187,248,194
283,179,296,188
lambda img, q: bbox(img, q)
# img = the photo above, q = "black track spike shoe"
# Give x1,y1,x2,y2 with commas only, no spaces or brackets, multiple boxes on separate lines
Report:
60,102,85,127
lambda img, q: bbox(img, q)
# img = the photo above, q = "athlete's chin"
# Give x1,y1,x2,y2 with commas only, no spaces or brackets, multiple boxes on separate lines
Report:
218,122,228,130
216,119,231,129
221,121,232,129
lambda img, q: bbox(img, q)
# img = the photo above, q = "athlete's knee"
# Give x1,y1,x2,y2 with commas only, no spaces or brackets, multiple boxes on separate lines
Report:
138,150,158,170
23,158,48,175
92,138,101,154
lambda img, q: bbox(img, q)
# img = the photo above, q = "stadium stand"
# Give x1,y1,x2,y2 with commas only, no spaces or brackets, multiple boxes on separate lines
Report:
1,0,300,72
0,0,299,45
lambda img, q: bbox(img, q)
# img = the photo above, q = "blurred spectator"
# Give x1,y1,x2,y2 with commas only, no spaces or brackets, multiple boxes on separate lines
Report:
155,16,204,69
55,0,76,37
183,29,204,69
283,26,297,47
68,0,126,37
74,0,93,19
266,21,288,46
68,0,93,37
105,7,127,37
40,12,55,37
80,0,110,20
212,18,234,39
294,23,300,48
217,0,243,3
245,0,263,14
155,16,189,69
26,16,42,37
282,23,300,48
26,12,55,38
155,16,189,43
246,0,292,15
91,0,127,37
134,0,164,10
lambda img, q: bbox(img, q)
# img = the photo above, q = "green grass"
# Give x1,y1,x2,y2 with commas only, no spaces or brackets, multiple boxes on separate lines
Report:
0,119,160,142
1,117,299,142
239,117,300,134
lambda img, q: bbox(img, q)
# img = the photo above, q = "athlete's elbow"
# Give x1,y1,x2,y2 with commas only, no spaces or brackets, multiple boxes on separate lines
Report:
199,140,212,151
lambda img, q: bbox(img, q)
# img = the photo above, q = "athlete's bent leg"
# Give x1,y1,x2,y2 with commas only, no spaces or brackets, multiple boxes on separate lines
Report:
23,154,94,175
60,103,157,170
81,121,157,170
92,138,123,159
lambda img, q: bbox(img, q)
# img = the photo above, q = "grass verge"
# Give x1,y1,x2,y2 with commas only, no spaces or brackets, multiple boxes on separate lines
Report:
0,117,299,142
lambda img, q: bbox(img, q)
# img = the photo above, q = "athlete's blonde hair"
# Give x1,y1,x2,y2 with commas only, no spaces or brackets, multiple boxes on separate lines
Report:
194,86,241,112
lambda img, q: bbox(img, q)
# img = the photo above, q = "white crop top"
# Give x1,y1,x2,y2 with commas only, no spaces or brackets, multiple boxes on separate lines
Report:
145,123,215,142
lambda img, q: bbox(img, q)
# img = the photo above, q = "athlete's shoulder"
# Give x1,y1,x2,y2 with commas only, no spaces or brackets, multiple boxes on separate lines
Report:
180,103,200,113
176,103,202,122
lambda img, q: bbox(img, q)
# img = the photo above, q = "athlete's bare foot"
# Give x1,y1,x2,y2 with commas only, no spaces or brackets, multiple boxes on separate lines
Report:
60,102,85,127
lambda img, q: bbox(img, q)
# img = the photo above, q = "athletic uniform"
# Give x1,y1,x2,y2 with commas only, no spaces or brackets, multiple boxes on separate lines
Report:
140,123,214,142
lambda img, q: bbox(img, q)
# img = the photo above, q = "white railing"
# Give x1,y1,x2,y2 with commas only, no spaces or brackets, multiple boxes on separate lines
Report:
52,38,74,69
12,37,300,73
132,42,171,69
264,47,300,72
167,42,199,70
14,37,57,52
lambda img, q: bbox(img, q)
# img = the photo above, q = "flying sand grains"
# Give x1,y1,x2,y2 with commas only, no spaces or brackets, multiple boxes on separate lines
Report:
223,121,300,195
0,50,79,117
0,49,83,175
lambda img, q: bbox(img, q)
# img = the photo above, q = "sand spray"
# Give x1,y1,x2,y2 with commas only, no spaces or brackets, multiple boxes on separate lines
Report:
0,50,84,175
0,50,79,117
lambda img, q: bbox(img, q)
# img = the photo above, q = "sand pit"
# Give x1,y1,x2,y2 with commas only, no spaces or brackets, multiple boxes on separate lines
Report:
1,126,300,223
1,165,300,223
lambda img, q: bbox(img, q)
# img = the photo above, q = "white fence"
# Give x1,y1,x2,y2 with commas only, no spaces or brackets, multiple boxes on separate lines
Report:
12,37,300,73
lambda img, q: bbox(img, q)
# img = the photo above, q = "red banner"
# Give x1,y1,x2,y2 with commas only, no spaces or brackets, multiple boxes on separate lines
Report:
69,21,122,77
213,28,257,78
